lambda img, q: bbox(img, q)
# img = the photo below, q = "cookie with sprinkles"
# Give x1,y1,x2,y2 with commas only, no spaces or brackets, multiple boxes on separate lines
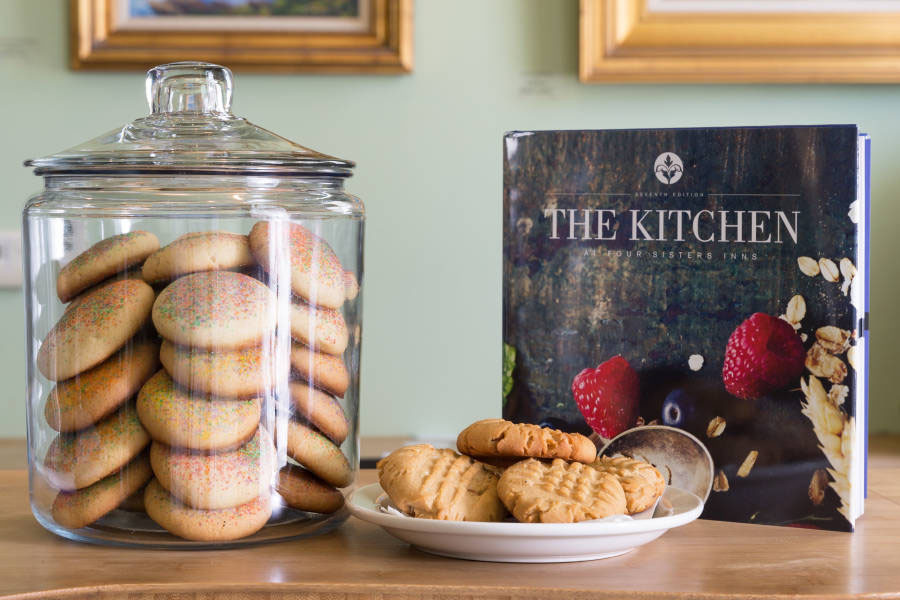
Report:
149,428,275,510
289,382,349,445
159,339,276,398
136,369,261,451
152,271,275,350
51,453,152,529
37,278,155,381
344,271,360,301
44,338,160,433
248,221,345,309
43,403,150,490
290,299,349,356
290,343,350,397
142,231,255,284
56,231,159,303
276,465,344,514
285,420,352,488
144,478,271,542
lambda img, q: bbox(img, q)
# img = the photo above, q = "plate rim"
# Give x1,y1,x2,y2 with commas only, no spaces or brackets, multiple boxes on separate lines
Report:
347,483,703,538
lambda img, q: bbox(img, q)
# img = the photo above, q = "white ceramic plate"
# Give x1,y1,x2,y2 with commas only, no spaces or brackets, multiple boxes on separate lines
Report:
347,483,703,563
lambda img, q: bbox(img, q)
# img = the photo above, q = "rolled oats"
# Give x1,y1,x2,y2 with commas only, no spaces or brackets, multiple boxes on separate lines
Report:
706,416,726,438
797,256,820,277
737,450,758,478
815,326,851,354
809,469,828,505
819,258,840,283
806,343,848,384
847,346,858,370
786,294,806,324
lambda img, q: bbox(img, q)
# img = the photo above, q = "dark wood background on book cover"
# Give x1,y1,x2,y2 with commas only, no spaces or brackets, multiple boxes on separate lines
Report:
502,126,860,531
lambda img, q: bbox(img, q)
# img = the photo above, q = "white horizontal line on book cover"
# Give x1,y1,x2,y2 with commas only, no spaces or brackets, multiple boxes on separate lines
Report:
545,192,802,197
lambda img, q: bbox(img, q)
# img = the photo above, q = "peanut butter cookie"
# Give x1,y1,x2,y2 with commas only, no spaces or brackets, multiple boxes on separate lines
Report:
457,419,596,464
497,458,626,523
591,455,666,514
377,444,507,522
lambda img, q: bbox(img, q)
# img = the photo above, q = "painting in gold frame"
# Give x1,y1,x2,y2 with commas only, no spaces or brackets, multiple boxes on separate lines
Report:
580,0,900,83
71,0,412,73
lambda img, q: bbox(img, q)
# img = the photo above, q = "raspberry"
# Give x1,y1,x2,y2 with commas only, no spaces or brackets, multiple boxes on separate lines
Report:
722,313,806,400
572,355,639,439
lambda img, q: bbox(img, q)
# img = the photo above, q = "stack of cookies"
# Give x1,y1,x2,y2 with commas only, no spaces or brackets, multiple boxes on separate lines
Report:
39,231,160,529
377,418,666,523
35,224,357,542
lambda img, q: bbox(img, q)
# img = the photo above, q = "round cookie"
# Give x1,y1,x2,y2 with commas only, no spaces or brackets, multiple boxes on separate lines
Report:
152,271,275,350
248,221,345,309
285,420,352,488
276,465,344,514
43,403,150,490
142,231,255,284
159,340,274,398
144,478,271,542
45,338,160,432
457,419,597,464
57,231,159,303
289,382,349,445
290,344,350,397
150,429,275,509
497,458,627,523
37,278,155,381
344,271,359,301
290,300,349,356
137,369,261,451
591,455,666,514
51,453,153,529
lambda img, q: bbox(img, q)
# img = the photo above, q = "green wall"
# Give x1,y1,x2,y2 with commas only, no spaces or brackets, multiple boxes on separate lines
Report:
1,0,896,439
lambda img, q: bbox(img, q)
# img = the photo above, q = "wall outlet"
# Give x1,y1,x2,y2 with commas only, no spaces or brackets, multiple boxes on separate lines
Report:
0,231,23,288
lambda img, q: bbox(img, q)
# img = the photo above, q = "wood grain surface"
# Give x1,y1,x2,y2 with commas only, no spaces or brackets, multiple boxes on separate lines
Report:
1,436,899,599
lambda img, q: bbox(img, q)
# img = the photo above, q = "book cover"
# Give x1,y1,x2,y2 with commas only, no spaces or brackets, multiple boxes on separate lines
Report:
502,126,868,531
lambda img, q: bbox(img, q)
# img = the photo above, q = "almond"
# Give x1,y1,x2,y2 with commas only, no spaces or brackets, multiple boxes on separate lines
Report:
809,469,828,505
713,470,729,492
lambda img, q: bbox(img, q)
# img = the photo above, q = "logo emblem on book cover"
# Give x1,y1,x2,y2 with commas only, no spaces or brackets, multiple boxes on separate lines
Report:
654,152,684,184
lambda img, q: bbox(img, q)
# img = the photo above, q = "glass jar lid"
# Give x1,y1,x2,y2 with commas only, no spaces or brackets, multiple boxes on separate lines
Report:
25,62,354,177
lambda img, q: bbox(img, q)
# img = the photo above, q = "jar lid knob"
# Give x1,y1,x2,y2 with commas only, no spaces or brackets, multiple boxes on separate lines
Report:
146,62,233,116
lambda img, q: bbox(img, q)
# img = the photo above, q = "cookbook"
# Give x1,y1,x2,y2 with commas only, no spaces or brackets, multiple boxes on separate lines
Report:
502,126,869,531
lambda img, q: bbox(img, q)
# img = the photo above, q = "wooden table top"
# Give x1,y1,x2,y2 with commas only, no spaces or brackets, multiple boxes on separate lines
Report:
1,436,899,600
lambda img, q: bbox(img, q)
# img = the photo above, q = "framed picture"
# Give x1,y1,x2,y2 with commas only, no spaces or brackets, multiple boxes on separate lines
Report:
580,0,900,83
71,0,412,73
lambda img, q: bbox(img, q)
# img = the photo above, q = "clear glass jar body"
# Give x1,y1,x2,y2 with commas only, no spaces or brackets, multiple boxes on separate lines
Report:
24,174,363,548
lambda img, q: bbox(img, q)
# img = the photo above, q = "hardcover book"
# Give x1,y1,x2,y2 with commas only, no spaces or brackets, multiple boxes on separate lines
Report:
502,126,869,531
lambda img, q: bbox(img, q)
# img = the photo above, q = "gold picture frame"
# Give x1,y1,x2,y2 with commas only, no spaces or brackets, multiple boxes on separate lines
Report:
580,0,900,83
71,0,412,73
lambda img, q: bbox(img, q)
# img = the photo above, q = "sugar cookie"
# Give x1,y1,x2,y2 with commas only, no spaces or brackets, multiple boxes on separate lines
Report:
150,429,275,509
276,465,344,514
344,271,359,301
57,231,159,303
43,403,150,490
290,300,348,356
285,420,352,488
591,455,666,514
289,382,349,445
290,344,349,397
248,221,345,309
144,478,271,542
38,278,155,381
142,231,254,284
152,271,275,349
457,419,596,464
159,340,274,398
136,369,261,451
497,458,627,523
45,338,160,432
376,444,507,522
51,453,152,529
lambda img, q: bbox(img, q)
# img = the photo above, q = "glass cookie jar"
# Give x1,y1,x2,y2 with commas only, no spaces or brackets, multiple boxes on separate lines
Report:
22,62,363,547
